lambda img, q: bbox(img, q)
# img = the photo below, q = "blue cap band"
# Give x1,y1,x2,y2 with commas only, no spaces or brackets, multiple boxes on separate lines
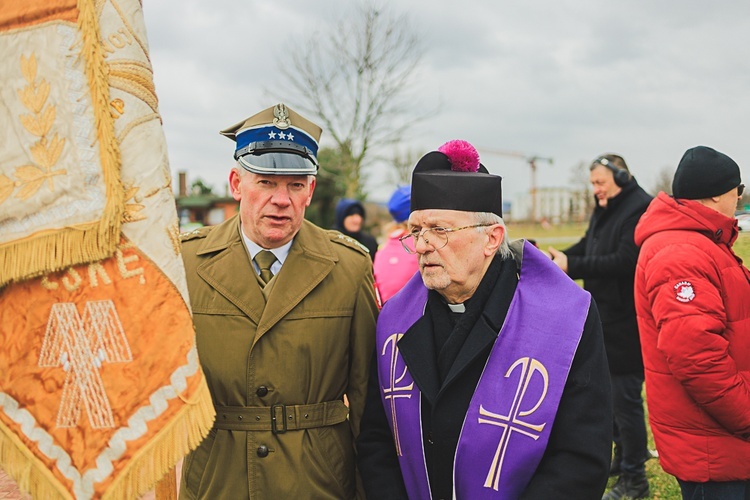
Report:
235,125,318,157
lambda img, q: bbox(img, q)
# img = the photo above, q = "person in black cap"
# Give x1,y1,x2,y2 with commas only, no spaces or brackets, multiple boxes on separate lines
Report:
333,198,379,260
634,146,750,500
357,140,612,498
548,154,653,500
179,103,378,499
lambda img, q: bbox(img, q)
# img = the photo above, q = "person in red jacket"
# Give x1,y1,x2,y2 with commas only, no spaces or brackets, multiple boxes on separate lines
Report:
634,145,750,500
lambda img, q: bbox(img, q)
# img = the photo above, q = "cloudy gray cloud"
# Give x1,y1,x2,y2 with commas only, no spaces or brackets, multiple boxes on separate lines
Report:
143,0,750,203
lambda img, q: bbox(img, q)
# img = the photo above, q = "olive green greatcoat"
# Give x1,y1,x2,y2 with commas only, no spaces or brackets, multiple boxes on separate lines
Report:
179,215,378,499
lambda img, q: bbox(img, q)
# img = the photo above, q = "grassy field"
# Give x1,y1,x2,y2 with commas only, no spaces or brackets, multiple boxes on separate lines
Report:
507,222,750,499
508,221,750,260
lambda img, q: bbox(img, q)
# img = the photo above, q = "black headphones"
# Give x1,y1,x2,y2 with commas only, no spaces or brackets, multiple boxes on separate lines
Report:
594,157,630,187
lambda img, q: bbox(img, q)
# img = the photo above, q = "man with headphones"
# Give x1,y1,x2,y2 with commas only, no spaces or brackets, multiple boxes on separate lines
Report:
549,154,653,500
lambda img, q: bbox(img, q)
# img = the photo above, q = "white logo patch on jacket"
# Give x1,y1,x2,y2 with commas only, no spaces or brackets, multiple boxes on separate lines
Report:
674,281,696,302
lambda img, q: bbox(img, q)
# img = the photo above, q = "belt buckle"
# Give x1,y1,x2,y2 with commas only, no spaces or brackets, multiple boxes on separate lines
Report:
271,403,287,434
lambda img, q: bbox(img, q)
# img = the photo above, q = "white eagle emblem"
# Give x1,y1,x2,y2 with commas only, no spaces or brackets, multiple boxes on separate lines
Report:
674,281,695,303
273,103,291,129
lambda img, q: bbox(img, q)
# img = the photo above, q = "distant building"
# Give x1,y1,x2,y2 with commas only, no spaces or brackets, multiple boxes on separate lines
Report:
175,171,238,231
510,187,590,223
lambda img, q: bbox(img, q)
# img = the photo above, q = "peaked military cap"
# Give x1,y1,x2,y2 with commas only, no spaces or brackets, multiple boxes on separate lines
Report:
220,103,322,175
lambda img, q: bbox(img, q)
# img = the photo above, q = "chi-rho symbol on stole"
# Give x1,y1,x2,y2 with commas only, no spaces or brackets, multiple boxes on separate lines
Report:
381,333,414,456
38,300,132,429
479,357,549,491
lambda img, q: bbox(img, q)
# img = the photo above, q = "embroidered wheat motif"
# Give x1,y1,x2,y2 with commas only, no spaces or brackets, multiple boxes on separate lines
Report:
0,54,68,204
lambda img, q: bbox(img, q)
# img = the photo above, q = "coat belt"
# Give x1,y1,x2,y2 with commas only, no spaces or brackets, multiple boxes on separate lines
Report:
213,401,349,433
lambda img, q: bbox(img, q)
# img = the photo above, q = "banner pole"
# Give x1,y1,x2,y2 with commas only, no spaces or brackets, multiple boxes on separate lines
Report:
155,467,177,500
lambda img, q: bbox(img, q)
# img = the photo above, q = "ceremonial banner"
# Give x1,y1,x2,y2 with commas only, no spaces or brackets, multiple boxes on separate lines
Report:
0,1,123,287
0,1,215,498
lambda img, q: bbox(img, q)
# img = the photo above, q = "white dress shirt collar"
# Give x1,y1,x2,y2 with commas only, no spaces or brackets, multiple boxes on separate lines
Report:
241,230,293,276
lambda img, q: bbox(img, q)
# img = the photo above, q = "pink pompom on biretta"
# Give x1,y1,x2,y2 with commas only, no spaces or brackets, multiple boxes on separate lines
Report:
438,140,480,172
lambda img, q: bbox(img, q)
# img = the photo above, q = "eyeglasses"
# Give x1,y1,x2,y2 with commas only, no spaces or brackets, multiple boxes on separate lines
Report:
739,184,745,197
399,224,495,254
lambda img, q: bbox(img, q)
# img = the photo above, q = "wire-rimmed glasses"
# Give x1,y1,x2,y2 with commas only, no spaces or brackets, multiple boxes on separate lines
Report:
398,224,494,254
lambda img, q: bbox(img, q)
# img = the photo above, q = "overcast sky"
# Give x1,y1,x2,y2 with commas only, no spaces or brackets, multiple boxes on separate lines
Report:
142,0,750,204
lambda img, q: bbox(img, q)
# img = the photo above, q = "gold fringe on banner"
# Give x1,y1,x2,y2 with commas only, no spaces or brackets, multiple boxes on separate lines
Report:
0,0,124,288
0,417,72,500
0,378,214,500
103,379,215,500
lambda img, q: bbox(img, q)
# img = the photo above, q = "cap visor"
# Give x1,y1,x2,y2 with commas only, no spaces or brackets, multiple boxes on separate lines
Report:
238,152,317,175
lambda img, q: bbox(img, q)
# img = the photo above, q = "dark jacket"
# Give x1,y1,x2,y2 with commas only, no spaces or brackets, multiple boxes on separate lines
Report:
634,193,750,481
357,242,612,499
334,198,378,259
564,179,652,374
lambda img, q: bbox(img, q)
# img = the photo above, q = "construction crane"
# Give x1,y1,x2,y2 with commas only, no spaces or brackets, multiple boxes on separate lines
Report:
478,147,553,223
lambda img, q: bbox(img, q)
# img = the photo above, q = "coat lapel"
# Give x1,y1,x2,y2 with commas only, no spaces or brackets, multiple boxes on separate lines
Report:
254,220,337,345
439,318,498,394
398,314,441,404
195,216,266,324
439,253,520,395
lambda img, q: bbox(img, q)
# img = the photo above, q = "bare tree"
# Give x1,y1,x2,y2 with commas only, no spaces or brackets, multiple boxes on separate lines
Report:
305,147,348,228
274,3,430,199
651,165,674,195
569,160,594,219
389,147,423,187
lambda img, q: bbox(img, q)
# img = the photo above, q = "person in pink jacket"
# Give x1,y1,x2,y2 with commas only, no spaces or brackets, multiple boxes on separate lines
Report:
373,186,419,305
634,146,750,500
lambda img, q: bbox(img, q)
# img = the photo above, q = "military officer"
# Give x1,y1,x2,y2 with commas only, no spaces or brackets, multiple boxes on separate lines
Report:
179,103,378,499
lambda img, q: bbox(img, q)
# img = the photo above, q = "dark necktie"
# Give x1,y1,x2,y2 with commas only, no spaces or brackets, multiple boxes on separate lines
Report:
255,250,277,284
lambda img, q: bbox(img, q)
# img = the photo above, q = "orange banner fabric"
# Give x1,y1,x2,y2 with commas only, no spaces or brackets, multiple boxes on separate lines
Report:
0,0,77,31
0,241,213,499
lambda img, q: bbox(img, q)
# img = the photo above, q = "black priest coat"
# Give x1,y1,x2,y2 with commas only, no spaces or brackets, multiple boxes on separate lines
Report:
357,245,612,500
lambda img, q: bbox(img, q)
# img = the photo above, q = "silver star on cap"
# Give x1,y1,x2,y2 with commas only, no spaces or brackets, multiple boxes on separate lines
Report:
286,132,295,141
278,132,287,140
268,131,277,139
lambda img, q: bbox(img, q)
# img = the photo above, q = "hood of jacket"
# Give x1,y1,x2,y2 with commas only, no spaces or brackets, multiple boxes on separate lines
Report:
634,192,739,249
334,198,366,232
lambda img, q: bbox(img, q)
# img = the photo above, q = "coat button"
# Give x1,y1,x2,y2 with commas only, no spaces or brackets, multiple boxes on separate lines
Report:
257,445,269,458
256,386,269,397
427,432,434,445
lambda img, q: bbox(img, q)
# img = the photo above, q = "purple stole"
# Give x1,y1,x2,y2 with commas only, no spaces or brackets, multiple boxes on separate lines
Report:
376,241,590,499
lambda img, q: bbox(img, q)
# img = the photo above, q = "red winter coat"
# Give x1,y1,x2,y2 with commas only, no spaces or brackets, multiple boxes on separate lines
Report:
634,192,750,482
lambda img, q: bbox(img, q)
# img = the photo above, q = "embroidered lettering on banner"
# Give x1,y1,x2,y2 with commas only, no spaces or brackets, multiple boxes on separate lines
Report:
478,357,549,491
41,242,147,291
38,301,133,429
381,333,414,456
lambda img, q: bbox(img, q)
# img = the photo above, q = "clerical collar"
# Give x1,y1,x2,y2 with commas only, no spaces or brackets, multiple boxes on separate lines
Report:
447,302,466,313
